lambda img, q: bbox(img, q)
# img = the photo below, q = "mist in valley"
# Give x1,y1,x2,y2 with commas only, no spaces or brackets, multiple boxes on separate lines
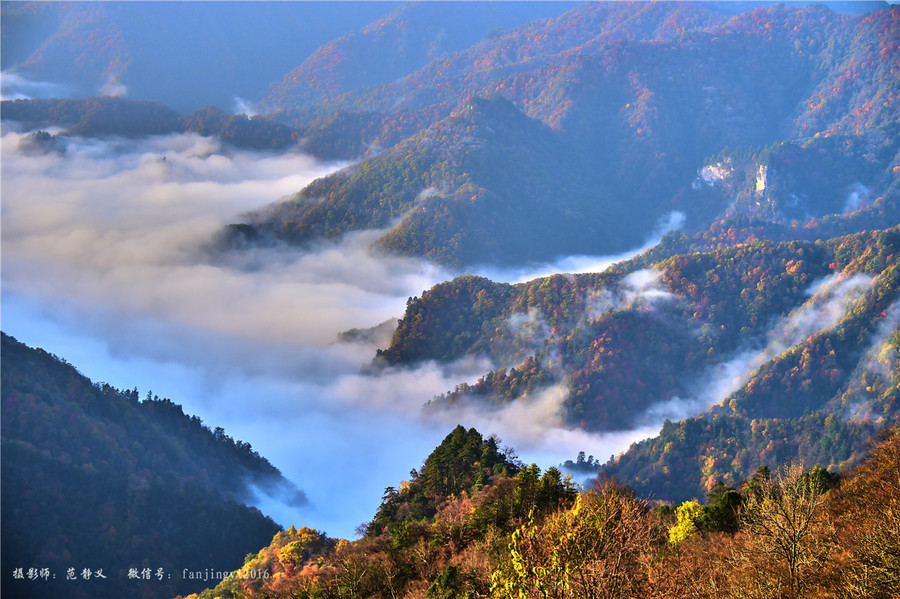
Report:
1,127,677,537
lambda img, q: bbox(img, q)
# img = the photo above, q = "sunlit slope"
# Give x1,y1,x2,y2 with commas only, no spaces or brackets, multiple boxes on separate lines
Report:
379,229,898,457
190,428,900,599
247,3,899,268
602,231,899,501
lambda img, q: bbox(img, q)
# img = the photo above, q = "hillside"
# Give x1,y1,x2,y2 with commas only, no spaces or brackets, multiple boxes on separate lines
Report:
242,2,899,268
0,333,289,599
259,2,579,113
0,97,301,150
267,2,898,152
188,425,900,599
245,95,657,266
374,227,899,500
602,235,900,501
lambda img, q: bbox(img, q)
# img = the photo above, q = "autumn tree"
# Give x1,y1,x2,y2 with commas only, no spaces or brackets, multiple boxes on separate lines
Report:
829,429,900,598
735,461,833,598
668,500,703,544
490,481,662,599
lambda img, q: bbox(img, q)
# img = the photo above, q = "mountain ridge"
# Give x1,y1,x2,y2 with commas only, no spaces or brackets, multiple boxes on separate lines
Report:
0,332,290,599
242,2,899,268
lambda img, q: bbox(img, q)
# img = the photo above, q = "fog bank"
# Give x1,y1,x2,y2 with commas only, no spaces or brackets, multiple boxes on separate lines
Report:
3,128,674,536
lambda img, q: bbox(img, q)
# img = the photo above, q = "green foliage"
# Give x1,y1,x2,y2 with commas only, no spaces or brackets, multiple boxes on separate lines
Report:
428,564,479,599
422,426,507,498
696,483,742,533
366,425,518,536
378,275,516,363
0,333,283,599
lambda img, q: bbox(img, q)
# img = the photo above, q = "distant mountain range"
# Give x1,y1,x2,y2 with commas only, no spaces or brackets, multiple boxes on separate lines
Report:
1,1,575,112
242,1,899,267
5,3,896,269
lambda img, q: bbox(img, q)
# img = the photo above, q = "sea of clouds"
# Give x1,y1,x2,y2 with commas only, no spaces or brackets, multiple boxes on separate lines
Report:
4,123,882,538
2,127,668,536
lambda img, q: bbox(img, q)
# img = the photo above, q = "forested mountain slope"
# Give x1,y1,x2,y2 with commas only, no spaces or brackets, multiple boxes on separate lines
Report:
188,425,900,599
243,2,899,267
0,333,289,599
3,3,898,598
378,227,899,500
258,2,579,114
604,229,900,501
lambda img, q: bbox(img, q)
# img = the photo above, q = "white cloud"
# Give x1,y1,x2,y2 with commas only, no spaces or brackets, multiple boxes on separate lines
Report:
99,73,127,97
426,383,658,472
635,271,876,425
0,128,690,538
0,72,70,100
232,96,258,117
474,211,685,284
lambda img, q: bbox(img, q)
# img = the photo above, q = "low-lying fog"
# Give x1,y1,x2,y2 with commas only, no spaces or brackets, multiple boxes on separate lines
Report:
0,127,710,537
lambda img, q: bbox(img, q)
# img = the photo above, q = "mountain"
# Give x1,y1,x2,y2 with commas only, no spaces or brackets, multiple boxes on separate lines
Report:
241,2,899,268
0,333,291,599
374,226,899,500
6,3,896,267
230,2,900,502
188,425,900,599
4,2,900,598
601,231,900,501
258,1,580,114
0,1,404,112
1,97,301,150
187,425,579,599
245,95,658,266
1,2,577,114
265,2,898,151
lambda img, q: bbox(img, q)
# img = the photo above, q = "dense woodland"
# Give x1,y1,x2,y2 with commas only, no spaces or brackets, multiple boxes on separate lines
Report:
0,334,287,599
2,2,898,598
383,227,900,502
187,425,900,599
242,2,900,268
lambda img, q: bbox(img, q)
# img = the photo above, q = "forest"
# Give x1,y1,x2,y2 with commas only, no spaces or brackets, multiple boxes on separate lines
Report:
242,2,899,268
186,425,900,599
0,333,288,599
2,2,898,598
1,97,301,150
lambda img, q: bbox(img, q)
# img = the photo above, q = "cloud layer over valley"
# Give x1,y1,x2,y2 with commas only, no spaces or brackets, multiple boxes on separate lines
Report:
2,128,670,536
1,128,454,535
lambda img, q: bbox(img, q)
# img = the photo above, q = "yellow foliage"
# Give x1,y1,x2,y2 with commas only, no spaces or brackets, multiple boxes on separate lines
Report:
668,500,702,545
